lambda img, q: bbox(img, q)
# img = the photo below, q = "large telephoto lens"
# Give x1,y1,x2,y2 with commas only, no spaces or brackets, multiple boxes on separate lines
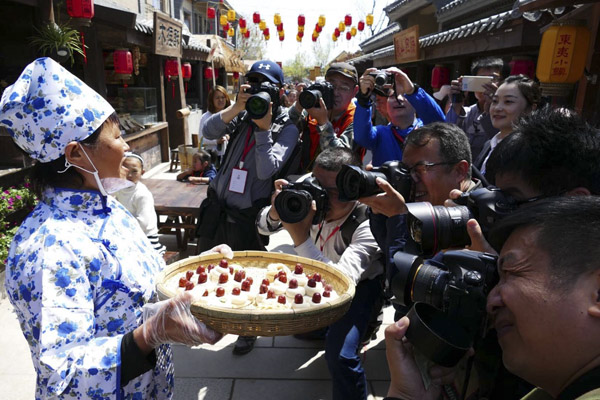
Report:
246,91,271,119
298,89,322,109
274,189,312,223
406,202,471,256
336,164,387,201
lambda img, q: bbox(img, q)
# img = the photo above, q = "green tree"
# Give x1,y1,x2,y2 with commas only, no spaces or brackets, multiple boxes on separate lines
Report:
283,52,311,82
313,41,332,70
237,24,266,61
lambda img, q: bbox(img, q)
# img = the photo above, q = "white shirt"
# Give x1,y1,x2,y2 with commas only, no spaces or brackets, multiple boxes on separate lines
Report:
115,181,159,236
480,132,504,175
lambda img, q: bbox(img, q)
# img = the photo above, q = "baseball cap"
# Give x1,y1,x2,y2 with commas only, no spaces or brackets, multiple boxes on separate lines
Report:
245,60,284,85
433,84,451,101
0,57,114,163
326,62,358,85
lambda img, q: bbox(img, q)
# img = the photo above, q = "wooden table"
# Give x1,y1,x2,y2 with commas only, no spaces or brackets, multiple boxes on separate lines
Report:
144,179,208,250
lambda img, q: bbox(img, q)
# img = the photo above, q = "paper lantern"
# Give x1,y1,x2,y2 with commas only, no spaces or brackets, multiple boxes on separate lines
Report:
244,30,250,38
510,58,536,78
279,33,285,42
312,35,318,42
165,59,179,79
298,30,304,38
278,30,285,38
181,62,192,80
344,14,352,26
113,49,132,75
277,23,284,32
240,27,247,34
298,26,304,33
239,18,247,29
265,34,270,40
315,23,322,33
207,7,215,19
263,27,270,37
223,22,230,32
431,65,450,89
233,71,240,79
253,12,260,24
358,21,365,32
346,31,351,40
274,13,281,26
334,28,340,37
351,26,357,37
298,14,305,27
67,0,94,19
219,14,228,26
366,14,374,26
296,34,302,42
227,10,236,22
338,22,346,32
332,33,337,42
537,23,590,86
228,27,234,37
259,20,267,31
204,66,218,79
318,15,326,27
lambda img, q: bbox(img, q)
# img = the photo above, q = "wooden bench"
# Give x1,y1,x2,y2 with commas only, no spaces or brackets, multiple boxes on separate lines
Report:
162,251,180,265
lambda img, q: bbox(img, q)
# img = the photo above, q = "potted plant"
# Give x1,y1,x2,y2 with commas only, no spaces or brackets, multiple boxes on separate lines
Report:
30,21,85,65
0,183,38,266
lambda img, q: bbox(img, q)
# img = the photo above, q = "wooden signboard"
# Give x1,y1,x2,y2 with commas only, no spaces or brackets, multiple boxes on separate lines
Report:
394,25,420,64
153,12,182,58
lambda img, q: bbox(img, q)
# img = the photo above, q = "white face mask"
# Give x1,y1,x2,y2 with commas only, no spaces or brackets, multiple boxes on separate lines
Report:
58,145,133,196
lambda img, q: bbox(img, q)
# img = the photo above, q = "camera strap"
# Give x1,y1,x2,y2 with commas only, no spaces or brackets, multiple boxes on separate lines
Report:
391,126,407,147
318,224,341,252
238,126,255,169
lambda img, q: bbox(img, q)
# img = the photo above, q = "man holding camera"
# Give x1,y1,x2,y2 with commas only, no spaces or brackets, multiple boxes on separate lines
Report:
289,62,361,172
256,147,385,400
195,60,299,354
384,196,600,400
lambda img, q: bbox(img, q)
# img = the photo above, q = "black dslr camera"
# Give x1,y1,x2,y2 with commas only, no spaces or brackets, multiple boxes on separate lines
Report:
274,176,329,225
335,161,413,202
392,250,498,367
405,187,518,257
298,81,335,109
245,82,281,119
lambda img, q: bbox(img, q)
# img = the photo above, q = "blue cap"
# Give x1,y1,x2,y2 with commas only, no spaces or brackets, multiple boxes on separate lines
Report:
245,60,284,86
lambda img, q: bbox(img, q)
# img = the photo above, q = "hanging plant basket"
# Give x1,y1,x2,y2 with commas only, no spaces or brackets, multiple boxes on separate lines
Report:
30,21,85,65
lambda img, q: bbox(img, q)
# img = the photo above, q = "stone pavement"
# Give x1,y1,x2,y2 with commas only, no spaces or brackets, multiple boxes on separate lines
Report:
0,162,393,399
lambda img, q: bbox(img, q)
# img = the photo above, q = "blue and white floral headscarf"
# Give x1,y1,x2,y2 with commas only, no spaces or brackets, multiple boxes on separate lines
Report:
0,57,115,162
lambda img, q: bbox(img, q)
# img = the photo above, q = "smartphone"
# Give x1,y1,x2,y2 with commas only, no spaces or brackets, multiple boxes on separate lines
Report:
461,76,494,92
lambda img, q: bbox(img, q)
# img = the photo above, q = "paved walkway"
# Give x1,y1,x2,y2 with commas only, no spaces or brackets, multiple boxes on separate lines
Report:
0,162,393,400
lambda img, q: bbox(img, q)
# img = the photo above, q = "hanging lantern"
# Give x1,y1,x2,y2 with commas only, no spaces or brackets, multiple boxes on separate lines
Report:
207,7,216,19
334,27,340,37
339,22,346,32
263,27,270,37
227,10,236,22
274,13,281,26
244,30,250,39
366,14,374,26
219,14,228,26
181,62,192,93
510,57,536,78
351,26,357,37
298,25,304,33
277,23,284,32
346,31,351,40
298,14,305,27
239,18,247,29
315,23,322,33
228,27,235,37
358,20,365,32
318,15,326,27
537,23,590,96
259,20,267,31
312,35,318,42
240,27,247,34
278,29,285,38
223,22,230,32
265,34,270,40
67,0,94,19
312,30,318,39
233,71,240,79
332,33,338,42
113,49,132,78
298,30,304,38
296,35,302,42
279,33,285,42
166,59,179,98
344,14,352,26
253,12,260,24
431,65,450,89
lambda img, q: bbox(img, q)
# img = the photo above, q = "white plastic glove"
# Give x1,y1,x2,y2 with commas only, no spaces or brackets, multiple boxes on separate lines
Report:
142,292,222,348
201,243,234,260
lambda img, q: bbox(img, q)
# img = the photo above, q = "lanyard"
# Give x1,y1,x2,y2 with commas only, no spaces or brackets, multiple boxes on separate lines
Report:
239,126,255,169
391,126,406,146
319,224,341,251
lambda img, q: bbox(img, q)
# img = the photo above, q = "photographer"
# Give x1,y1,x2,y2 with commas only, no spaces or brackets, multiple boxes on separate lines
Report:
289,63,361,172
196,60,299,354
353,67,445,167
384,196,600,400
256,148,385,400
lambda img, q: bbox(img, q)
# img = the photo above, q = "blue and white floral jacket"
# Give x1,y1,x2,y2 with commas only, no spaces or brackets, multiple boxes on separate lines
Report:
6,187,173,399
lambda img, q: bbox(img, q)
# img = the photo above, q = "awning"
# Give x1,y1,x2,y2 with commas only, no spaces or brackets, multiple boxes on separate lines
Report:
200,35,246,73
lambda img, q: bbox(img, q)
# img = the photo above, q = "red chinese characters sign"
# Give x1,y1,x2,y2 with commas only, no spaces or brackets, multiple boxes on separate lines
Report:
394,25,420,64
153,12,182,58
550,33,574,79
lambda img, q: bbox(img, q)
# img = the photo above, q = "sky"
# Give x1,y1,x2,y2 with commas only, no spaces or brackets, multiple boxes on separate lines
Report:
227,0,391,65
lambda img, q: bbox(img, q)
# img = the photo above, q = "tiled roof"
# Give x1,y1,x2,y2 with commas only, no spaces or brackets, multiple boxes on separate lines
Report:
135,17,210,53
437,0,469,15
384,0,415,13
359,23,400,49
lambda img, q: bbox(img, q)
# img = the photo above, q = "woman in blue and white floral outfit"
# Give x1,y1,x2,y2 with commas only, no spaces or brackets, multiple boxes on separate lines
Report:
0,58,224,399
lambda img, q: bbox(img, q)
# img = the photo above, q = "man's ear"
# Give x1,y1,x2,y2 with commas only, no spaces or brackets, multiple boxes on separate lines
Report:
455,160,470,181
588,270,600,318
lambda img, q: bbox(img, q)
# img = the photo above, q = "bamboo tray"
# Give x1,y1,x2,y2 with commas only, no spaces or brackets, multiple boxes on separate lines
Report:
156,251,355,336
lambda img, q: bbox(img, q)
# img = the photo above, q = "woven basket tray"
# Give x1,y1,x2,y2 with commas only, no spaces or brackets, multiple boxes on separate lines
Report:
156,251,355,336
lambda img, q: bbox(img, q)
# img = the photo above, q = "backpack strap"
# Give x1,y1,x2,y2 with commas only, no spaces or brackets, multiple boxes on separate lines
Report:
340,203,369,247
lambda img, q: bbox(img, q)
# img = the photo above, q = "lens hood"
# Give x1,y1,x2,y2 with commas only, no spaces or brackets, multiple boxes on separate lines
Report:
246,91,271,119
405,302,471,367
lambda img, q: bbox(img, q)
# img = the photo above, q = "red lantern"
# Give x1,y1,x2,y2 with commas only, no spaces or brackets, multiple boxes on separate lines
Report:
66,0,94,19
334,28,340,37
277,23,283,32
113,50,132,75
312,35,317,42
298,14,305,27
279,34,284,42
253,12,260,24
263,27,270,37
244,30,250,39
239,18,246,29
165,59,180,98
315,23,322,33
298,30,304,38
346,31,351,40
204,67,213,79
510,58,536,79
223,22,230,32
358,21,365,32
344,14,352,26
233,71,240,79
181,62,192,93
431,65,450,89
207,7,215,19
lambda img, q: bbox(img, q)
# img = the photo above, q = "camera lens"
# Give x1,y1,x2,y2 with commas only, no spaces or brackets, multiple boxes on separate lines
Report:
298,90,322,109
336,164,387,201
374,72,388,86
246,91,271,119
274,190,312,223
412,263,449,310
406,202,471,256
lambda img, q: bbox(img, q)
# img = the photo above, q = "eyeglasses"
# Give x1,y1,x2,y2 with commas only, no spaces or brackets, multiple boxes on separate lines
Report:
330,83,353,93
402,161,458,180
513,191,566,207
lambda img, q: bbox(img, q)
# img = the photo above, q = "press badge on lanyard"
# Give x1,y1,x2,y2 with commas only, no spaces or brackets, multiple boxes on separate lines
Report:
229,127,255,194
